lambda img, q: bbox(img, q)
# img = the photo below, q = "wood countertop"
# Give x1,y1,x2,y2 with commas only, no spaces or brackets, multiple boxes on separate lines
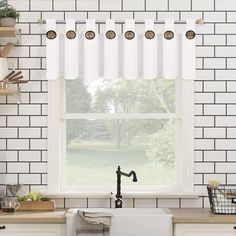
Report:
0,208,236,224
171,208,236,223
0,210,66,223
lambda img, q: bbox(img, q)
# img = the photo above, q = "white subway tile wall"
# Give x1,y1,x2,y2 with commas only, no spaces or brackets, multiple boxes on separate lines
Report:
134,198,157,208
0,0,235,208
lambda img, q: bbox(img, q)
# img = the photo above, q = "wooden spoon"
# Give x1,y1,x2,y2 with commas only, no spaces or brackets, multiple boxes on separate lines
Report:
0,70,15,82
7,71,22,81
8,76,24,82
12,80,28,84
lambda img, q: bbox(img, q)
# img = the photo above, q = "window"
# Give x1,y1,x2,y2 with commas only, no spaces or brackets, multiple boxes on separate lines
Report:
47,78,194,194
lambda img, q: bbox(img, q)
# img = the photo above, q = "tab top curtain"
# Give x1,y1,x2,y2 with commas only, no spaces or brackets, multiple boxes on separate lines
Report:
46,19,196,81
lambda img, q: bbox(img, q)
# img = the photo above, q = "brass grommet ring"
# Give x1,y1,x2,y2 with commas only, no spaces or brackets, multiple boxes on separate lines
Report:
66,30,76,39
46,30,57,40
125,30,135,40
85,30,95,40
145,30,155,39
186,30,195,40
106,30,116,39
164,30,174,40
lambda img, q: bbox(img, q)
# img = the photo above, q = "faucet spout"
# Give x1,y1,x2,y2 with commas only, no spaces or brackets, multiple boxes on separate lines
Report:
119,169,137,181
130,171,137,182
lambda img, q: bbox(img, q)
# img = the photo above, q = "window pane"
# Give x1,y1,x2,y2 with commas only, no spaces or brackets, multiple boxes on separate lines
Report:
66,79,175,114
64,119,175,189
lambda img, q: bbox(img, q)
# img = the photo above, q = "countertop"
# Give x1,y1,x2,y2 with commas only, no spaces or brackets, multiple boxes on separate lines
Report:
0,208,236,224
171,208,236,223
0,210,66,223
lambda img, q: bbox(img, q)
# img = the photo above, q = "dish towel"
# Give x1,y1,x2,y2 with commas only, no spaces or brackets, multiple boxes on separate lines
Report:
66,209,112,236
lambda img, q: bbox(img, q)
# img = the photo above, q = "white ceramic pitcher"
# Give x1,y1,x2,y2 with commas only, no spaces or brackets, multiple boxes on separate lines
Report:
0,58,14,81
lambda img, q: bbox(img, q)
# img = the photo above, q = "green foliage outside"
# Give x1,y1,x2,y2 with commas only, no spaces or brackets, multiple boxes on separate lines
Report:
66,79,175,146
92,79,175,113
66,143,175,186
66,80,91,143
65,78,176,185
146,120,175,168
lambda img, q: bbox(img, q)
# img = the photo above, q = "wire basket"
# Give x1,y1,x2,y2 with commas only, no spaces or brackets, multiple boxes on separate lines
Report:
207,185,236,214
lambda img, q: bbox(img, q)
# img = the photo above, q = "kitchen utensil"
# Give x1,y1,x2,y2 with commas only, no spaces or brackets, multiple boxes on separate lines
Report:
0,70,15,82
15,85,21,104
12,79,28,84
0,81,6,90
0,58,14,81
0,43,14,58
6,71,22,82
6,184,22,197
7,75,24,83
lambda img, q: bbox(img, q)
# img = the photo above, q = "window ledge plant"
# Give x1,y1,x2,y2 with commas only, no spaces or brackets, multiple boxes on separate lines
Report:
17,192,56,211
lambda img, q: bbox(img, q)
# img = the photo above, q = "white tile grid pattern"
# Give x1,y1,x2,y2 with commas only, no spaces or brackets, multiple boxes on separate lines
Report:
0,0,235,209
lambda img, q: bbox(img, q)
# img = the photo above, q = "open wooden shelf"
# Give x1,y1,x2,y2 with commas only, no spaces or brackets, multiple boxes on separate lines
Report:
0,88,17,95
0,27,16,37
0,27,22,96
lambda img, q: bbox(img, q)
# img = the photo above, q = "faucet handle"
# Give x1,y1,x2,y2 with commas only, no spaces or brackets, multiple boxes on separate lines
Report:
110,192,116,200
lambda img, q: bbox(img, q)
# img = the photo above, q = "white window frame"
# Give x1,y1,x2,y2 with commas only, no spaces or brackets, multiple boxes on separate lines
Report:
47,78,194,195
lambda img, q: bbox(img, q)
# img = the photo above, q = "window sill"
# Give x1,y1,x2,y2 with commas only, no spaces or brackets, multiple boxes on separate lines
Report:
47,192,200,199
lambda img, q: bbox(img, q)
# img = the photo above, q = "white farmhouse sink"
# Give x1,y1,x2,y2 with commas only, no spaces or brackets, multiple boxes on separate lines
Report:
109,208,172,236
109,207,171,215
67,208,173,236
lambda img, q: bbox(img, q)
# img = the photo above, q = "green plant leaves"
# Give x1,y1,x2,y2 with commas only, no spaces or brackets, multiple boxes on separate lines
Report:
0,0,8,8
0,6,19,19
17,192,51,202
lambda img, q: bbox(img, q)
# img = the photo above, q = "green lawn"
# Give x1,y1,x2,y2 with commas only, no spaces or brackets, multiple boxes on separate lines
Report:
66,141,175,187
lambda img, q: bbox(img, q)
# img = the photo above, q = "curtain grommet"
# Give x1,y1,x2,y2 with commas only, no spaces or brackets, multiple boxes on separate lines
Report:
46,30,57,40
164,30,174,40
66,30,76,39
85,30,96,40
125,30,135,40
106,30,116,39
186,30,195,40
145,30,155,39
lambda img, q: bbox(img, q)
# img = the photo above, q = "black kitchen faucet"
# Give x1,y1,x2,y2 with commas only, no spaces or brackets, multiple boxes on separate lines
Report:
115,166,137,208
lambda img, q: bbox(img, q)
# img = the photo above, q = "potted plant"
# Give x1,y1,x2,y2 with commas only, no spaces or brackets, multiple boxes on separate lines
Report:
0,0,19,27
17,192,56,211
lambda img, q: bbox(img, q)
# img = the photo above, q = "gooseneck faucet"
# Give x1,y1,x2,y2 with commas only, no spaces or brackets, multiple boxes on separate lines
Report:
115,166,137,208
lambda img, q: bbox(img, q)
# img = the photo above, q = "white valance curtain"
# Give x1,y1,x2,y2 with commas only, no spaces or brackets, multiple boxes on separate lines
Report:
46,19,196,81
